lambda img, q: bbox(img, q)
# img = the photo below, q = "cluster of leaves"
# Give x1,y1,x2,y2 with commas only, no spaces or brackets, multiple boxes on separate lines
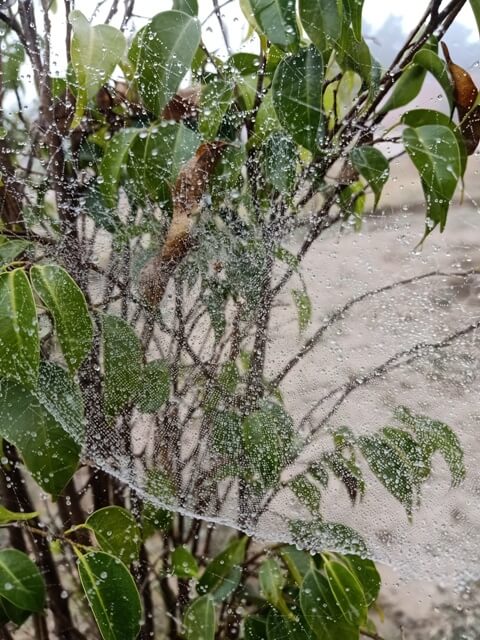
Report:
0,0,477,637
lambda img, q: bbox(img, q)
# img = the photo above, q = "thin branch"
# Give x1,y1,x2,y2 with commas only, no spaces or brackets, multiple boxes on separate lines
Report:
308,319,480,435
272,270,480,387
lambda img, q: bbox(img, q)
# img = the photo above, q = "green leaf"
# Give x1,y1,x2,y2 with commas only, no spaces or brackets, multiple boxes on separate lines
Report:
403,124,461,233
259,558,286,608
266,610,311,640
1,41,25,92
350,146,389,209
469,0,480,37
346,0,365,41
31,265,93,373
358,434,416,515
135,359,170,413
77,551,142,640
249,0,299,49
199,80,234,140
126,122,200,206
69,11,126,128
262,132,298,192
242,402,297,489
322,555,367,626
101,314,143,419
0,238,30,265
86,507,141,565
289,474,321,514
340,555,381,607
227,53,261,76
245,615,268,640
197,537,247,602
272,45,324,152
172,0,198,15
292,289,312,333
129,11,201,116
290,519,367,556
34,361,85,443
0,269,39,388
172,546,199,578
323,451,365,503
99,128,139,209
300,568,358,640
0,597,31,627
184,595,215,640
0,549,45,612
395,407,465,487
279,547,314,585
299,0,343,53
0,371,82,497
401,109,467,177
413,49,454,111
0,505,37,524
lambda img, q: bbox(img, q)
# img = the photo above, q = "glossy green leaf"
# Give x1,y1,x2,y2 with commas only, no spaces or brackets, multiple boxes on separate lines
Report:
400,109,467,177
77,551,142,640
249,0,299,49
129,11,201,116
279,546,314,585
300,568,358,640
197,537,246,602
86,507,141,565
323,555,367,626
199,80,234,140
272,45,324,152
228,52,261,76
31,265,93,373
126,122,200,206
413,49,454,111
0,269,39,388
172,0,198,15
346,0,365,41
262,132,298,192
242,402,297,488
172,546,199,578
135,360,170,414
350,146,389,209
299,0,343,53
101,314,143,419
0,505,37,524
469,0,480,36
0,371,82,497
259,558,285,608
340,555,381,606
292,289,312,333
290,519,368,556
69,11,126,128
0,238,30,265
0,549,45,612
0,597,31,627
403,124,461,232
99,128,139,209
184,595,215,640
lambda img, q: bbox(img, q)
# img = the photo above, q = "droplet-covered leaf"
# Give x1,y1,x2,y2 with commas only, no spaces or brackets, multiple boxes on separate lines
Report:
0,269,39,388
31,265,93,373
184,595,216,640
86,507,142,565
77,551,142,640
0,549,45,613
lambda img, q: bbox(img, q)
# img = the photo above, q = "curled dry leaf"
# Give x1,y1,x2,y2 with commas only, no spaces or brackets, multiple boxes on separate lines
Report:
162,86,201,123
442,42,480,155
140,141,227,306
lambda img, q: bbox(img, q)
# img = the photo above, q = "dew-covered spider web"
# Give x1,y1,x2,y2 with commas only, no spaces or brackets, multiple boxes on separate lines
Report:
1,0,480,592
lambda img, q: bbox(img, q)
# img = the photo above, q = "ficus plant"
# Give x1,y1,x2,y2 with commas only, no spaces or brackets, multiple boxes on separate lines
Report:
0,0,478,638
